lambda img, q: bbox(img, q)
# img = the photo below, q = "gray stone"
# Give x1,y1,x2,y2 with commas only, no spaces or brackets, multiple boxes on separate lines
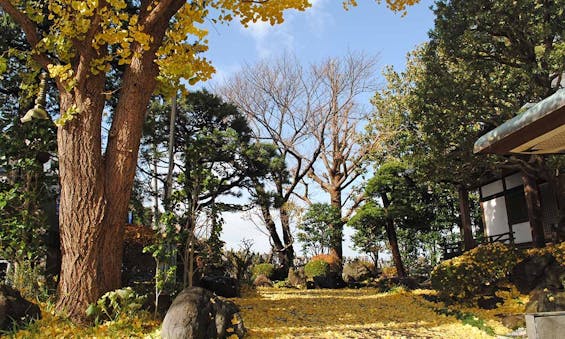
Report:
542,261,565,290
161,287,245,339
252,274,273,287
525,312,565,339
342,261,373,283
0,284,41,330
525,288,565,313
287,267,306,288
510,254,555,294
500,314,525,330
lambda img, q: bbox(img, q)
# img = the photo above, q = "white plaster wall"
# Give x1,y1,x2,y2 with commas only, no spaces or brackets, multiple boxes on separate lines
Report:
512,221,533,244
481,180,503,198
483,196,509,237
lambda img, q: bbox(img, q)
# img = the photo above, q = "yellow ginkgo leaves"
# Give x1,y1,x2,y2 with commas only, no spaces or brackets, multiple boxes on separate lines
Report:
234,287,519,338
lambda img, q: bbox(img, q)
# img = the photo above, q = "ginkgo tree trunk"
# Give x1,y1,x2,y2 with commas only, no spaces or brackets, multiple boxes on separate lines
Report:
0,0,416,321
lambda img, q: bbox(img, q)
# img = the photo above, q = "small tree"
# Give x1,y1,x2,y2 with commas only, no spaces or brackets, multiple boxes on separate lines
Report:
297,203,342,257
349,202,386,269
352,161,437,278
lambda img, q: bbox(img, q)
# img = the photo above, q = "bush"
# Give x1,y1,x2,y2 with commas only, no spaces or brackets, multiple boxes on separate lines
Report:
251,263,275,279
273,280,292,288
431,242,522,300
86,287,146,324
311,254,340,272
304,260,330,279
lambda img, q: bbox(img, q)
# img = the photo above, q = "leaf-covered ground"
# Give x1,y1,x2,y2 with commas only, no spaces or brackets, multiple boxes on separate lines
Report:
236,287,525,338
8,287,526,338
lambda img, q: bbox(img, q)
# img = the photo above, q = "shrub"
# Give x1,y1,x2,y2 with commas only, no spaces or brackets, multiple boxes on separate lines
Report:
431,242,522,300
273,280,291,288
304,260,330,279
251,263,275,279
86,287,146,324
311,254,340,272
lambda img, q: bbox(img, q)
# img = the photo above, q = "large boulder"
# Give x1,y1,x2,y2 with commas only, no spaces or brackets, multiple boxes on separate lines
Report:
542,261,565,290
510,254,555,294
161,287,245,339
525,287,565,313
252,274,273,288
288,267,307,288
0,285,41,330
199,276,239,298
308,272,343,289
342,261,373,283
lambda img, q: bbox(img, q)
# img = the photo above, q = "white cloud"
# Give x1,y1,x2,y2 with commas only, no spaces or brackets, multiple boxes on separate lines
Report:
238,1,335,59
242,20,294,58
305,0,334,35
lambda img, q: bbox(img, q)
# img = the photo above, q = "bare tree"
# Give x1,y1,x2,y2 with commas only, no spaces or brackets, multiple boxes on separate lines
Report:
302,53,379,260
219,52,378,265
219,54,328,273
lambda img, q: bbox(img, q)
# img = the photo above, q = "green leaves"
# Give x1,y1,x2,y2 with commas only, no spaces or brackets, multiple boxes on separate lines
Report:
86,287,146,324
297,203,342,256
0,56,7,76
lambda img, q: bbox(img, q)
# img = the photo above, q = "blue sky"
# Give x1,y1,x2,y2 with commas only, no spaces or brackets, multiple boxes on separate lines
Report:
199,0,436,257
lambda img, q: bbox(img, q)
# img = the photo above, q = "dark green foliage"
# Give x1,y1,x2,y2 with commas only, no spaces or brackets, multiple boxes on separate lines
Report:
251,263,275,279
137,91,274,286
304,260,330,279
350,161,446,275
86,287,146,324
365,161,434,232
298,203,342,256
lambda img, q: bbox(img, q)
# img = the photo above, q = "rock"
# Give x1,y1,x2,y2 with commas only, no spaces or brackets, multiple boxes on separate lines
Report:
200,276,239,298
0,285,41,330
525,287,565,313
312,272,341,289
342,261,373,283
287,267,306,288
510,254,555,294
161,287,245,339
253,274,273,288
542,261,565,290
499,314,525,330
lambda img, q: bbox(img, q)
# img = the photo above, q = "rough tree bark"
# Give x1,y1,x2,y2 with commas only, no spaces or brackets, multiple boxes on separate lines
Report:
457,186,475,251
521,171,545,248
255,182,293,271
328,188,344,260
381,192,407,278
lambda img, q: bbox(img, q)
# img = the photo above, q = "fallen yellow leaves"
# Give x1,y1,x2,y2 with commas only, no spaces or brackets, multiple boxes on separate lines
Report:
12,286,525,338
235,288,519,338
12,305,160,339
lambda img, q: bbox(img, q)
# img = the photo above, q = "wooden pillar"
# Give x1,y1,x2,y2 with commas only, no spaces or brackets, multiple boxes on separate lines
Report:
458,186,475,251
555,174,565,243
521,171,545,248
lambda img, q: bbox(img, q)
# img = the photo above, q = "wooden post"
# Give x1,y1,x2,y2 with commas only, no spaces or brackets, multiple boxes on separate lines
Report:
521,171,545,248
458,186,475,251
